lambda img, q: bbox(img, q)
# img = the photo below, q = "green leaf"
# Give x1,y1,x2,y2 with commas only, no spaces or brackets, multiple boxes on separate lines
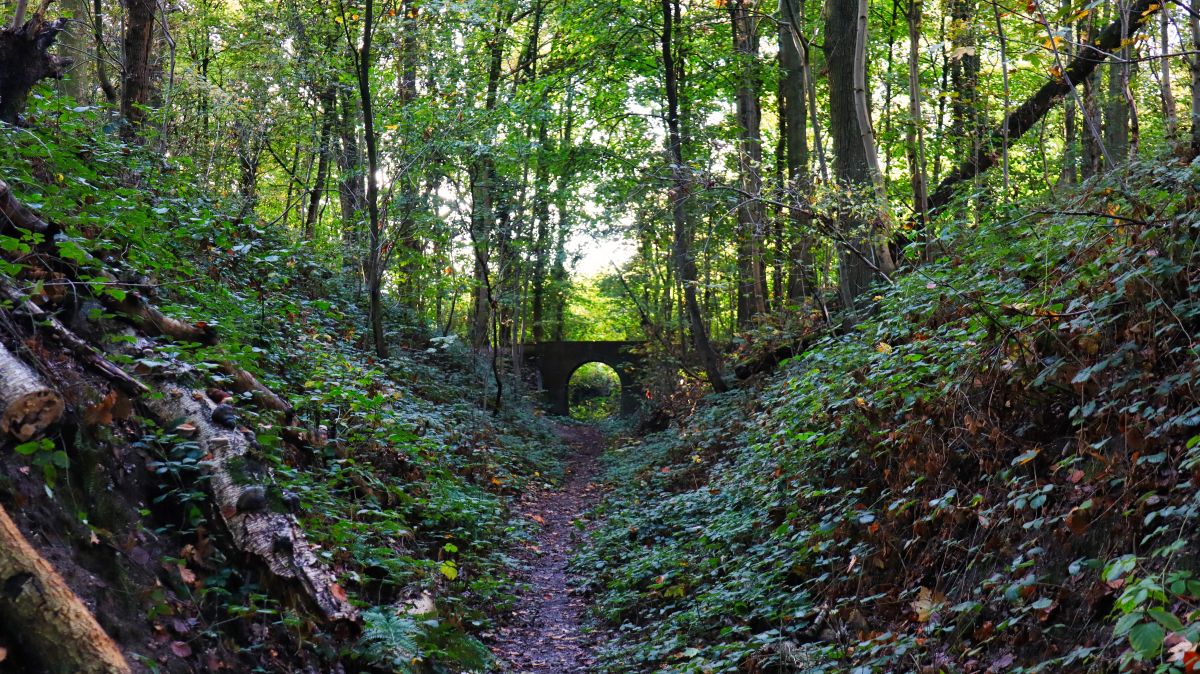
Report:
1128,621,1164,659
439,560,458,580
1146,607,1185,632
13,439,51,455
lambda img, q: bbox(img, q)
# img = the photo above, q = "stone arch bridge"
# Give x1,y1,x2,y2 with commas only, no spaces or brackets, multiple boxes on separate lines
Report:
522,341,646,416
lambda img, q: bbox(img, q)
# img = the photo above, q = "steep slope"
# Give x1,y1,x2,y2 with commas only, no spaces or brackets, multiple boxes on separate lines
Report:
577,159,1200,673
0,99,564,673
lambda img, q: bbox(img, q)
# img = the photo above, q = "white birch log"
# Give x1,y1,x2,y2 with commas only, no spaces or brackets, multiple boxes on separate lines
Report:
143,385,358,624
0,342,64,441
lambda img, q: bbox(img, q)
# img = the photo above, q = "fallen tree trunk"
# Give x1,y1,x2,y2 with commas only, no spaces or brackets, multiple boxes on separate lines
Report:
926,0,1161,214
0,179,58,238
0,3,73,124
99,291,218,345
1,283,150,396
0,341,63,441
218,361,293,415
0,179,217,345
0,504,131,674
0,180,352,623
143,386,358,624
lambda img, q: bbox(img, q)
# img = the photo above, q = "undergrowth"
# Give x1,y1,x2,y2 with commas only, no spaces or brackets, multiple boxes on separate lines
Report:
577,157,1200,673
1,96,563,672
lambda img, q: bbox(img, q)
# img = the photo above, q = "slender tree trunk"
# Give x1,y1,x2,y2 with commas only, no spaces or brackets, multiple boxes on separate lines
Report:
906,0,929,230
932,12,947,185
304,88,335,241
1061,0,1078,186
354,0,387,357
780,0,815,301
469,11,508,350
394,0,420,305
336,91,364,269
1191,3,1200,156
92,0,116,102
992,0,1012,196
531,120,551,343
730,0,767,327
1160,7,1178,143
662,0,726,392
120,0,156,131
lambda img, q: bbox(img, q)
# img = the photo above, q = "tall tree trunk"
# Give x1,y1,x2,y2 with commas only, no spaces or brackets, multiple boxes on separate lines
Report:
948,0,980,166
663,0,726,392
57,0,88,99
394,0,420,305
1191,3,1200,156
120,0,156,131
906,0,929,230
779,0,815,301
304,88,336,241
469,10,509,350
1061,0,1079,186
548,85,575,343
356,0,387,358
92,0,117,102
730,0,767,327
1105,1,1131,163
826,0,889,310
531,120,551,343
336,91,364,268
1160,6,1178,143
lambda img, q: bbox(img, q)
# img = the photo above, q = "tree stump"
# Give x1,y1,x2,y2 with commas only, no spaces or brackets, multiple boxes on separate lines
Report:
0,8,72,124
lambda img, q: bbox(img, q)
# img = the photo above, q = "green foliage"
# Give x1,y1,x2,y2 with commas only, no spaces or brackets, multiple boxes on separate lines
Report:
359,609,422,673
0,91,569,673
578,158,1200,672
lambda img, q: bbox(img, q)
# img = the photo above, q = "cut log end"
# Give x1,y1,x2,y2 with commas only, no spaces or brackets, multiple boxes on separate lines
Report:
1,390,64,441
0,342,64,441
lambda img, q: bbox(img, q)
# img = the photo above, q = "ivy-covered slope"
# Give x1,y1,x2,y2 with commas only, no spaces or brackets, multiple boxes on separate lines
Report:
577,158,1200,673
0,99,562,673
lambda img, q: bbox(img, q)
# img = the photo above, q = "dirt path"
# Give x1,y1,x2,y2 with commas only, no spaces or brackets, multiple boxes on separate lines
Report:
489,423,605,673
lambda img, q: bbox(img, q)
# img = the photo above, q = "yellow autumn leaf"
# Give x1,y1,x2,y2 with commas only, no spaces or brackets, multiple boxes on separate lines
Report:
1013,447,1041,466
911,587,946,623
1041,35,1065,50
876,342,893,354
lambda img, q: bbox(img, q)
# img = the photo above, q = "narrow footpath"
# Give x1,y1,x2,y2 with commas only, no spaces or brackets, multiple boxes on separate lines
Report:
490,423,605,673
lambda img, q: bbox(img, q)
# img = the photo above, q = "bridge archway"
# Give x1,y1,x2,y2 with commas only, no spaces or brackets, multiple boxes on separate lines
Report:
523,341,645,416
